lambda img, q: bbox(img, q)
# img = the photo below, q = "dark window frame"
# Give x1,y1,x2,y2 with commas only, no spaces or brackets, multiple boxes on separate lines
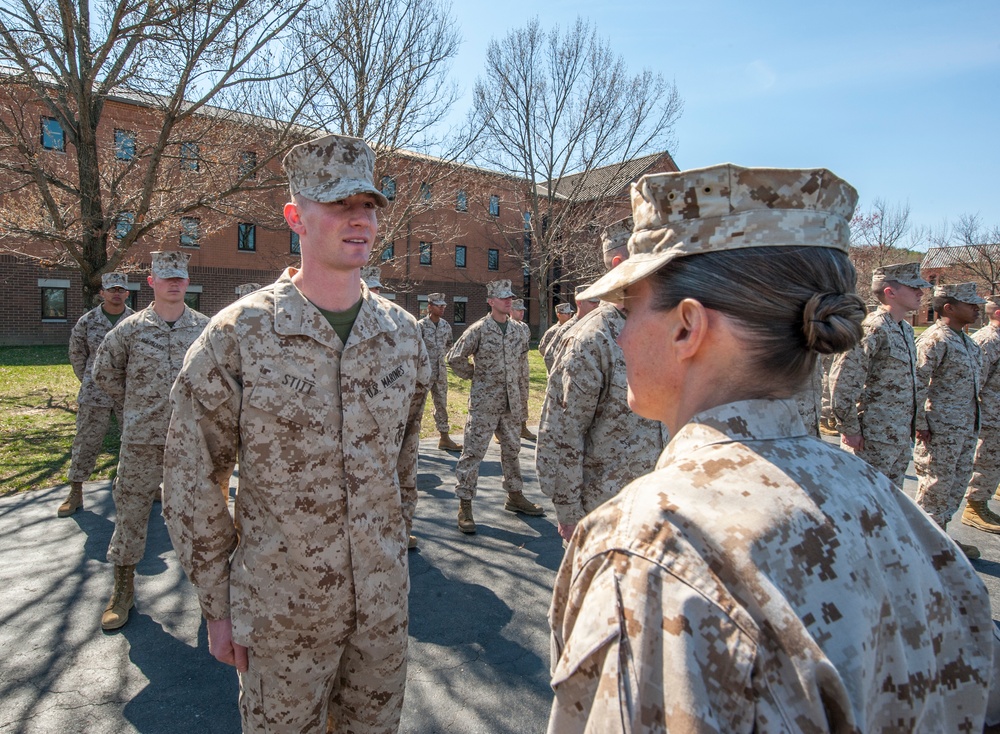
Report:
419,241,432,266
180,216,201,248
180,141,200,172
381,242,394,261
381,175,396,201
489,195,500,217
41,116,64,151
456,190,467,213
40,286,68,320
455,245,467,268
290,231,300,255
453,301,466,324
487,248,499,271
114,129,137,161
115,212,134,240
237,222,256,252
239,150,258,179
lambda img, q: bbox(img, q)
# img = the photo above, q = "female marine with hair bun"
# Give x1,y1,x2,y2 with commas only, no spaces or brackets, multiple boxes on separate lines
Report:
547,165,997,733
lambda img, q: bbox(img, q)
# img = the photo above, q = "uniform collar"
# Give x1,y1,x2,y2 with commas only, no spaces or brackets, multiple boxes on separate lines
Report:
657,398,807,470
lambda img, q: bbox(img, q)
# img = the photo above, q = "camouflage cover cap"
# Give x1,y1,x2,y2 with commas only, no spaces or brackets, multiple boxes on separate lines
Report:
150,251,190,279
555,303,575,314
933,282,987,304
235,283,261,297
428,292,447,306
578,164,858,302
873,262,932,289
512,298,525,311
575,283,600,303
601,216,634,253
361,266,383,289
283,134,388,207
101,272,128,290
487,279,514,299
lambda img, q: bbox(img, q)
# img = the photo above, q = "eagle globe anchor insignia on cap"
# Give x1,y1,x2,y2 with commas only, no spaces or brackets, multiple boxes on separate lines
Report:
101,272,128,290
150,251,191,279
283,133,388,207
873,262,932,289
578,163,859,303
486,279,514,299
361,266,383,290
428,293,447,306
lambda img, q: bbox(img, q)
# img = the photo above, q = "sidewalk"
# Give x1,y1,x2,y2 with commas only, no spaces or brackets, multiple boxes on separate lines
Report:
0,433,560,734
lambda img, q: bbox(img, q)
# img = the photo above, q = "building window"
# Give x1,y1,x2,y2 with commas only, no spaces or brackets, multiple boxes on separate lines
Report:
523,211,531,230
239,150,257,179
489,195,500,217
184,292,201,311
41,116,64,151
381,242,394,261
126,287,138,310
417,295,428,319
456,190,467,212
420,182,432,202
488,248,499,271
419,241,432,266
180,216,201,247
381,176,396,201
453,300,466,324
290,231,300,254
39,280,69,320
115,129,137,161
181,142,200,171
455,245,466,268
115,212,134,240
238,223,256,252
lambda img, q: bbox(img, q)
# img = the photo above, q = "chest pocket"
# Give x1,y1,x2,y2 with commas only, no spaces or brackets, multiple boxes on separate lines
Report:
887,337,914,366
247,373,334,433
360,360,414,427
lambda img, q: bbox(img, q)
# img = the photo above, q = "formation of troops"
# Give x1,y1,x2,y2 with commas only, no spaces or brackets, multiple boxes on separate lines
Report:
54,133,1000,732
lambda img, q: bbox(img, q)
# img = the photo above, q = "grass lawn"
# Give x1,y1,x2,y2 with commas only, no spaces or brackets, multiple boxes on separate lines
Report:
0,345,549,495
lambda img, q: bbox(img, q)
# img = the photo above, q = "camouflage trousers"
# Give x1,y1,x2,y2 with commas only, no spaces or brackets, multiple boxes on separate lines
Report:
454,407,523,499
68,402,123,482
426,369,451,433
967,425,1000,502
856,438,913,489
239,608,407,733
913,429,978,528
106,443,164,565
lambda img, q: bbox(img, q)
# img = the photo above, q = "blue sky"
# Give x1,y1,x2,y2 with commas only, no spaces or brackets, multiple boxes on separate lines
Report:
446,0,999,245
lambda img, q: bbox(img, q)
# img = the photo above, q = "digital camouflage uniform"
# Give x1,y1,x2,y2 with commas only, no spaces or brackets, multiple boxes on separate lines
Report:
549,399,995,732
448,313,529,499
537,321,562,365
536,302,666,526
542,314,579,372
913,319,982,527
68,303,133,482
792,357,823,438
418,314,454,432
829,308,918,487
163,271,429,733
514,317,531,423
969,322,1000,500
93,303,208,565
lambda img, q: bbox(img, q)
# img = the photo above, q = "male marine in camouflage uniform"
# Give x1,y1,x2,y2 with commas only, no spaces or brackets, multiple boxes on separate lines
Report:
511,297,535,440
59,272,133,517
536,218,666,541
448,279,543,533
964,295,1000,534
361,265,383,294
92,252,208,630
163,134,429,734
913,282,985,558
419,292,461,451
538,302,573,369
542,286,599,372
829,262,929,487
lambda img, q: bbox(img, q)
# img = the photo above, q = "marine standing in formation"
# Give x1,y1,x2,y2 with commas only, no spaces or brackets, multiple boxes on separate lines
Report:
163,133,430,733
913,281,985,558
542,286,599,372
964,295,1000,534
419,292,462,452
447,279,543,534
829,262,930,487
536,218,666,542
548,163,996,732
92,252,209,631
538,302,573,369
59,271,133,518
510,298,536,440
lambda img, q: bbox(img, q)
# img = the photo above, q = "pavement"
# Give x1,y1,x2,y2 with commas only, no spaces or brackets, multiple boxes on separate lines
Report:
1,432,999,733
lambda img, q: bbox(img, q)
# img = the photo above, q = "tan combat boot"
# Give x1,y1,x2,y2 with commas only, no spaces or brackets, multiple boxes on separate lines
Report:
57,482,84,517
438,432,462,451
504,492,544,516
457,499,476,534
101,564,136,631
408,535,418,550
520,422,537,441
962,500,1000,535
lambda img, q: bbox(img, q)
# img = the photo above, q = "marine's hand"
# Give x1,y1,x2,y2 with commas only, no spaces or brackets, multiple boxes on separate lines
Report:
916,429,931,444
842,434,864,451
208,617,248,672
557,522,576,542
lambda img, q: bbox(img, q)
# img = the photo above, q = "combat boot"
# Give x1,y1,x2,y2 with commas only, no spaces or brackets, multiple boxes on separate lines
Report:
956,540,981,560
962,500,1000,534
457,499,476,534
101,564,136,631
520,422,537,441
57,482,84,517
504,492,544,516
438,432,462,451
408,535,418,550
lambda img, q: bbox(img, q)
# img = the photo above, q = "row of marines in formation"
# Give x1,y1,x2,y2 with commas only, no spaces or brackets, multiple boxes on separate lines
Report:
57,131,1000,732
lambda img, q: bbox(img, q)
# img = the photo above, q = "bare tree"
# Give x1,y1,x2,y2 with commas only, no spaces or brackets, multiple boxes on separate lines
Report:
927,213,1000,292
849,198,916,300
468,16,682,327
0,0,326,304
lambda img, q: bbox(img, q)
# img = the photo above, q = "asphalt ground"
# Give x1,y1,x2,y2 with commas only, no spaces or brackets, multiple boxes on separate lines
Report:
1,432,998,733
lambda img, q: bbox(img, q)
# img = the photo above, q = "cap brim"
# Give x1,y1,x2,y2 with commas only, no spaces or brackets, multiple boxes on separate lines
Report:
900,278,933,288
576,251,674,303
297,179,389,208
152,268,188,279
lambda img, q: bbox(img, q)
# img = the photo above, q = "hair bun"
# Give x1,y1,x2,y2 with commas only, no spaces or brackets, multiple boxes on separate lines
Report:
802,292,866,354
